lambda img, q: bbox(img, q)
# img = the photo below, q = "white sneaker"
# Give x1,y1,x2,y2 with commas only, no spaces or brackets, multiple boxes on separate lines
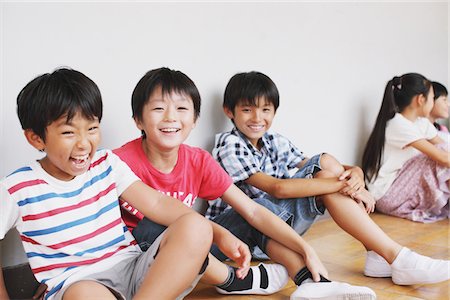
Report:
215,263,289,295
290,279,376,300
364,251,392,277
391,247,450,285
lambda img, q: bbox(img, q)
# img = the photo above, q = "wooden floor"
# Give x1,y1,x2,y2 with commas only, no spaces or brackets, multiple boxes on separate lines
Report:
186,213,449,300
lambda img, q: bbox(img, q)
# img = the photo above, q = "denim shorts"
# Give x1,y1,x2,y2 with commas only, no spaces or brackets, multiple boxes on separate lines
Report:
272,153,326,235
209,197,294,261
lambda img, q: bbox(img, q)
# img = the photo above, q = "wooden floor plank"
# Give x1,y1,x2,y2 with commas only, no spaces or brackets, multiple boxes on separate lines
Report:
186,213,449,300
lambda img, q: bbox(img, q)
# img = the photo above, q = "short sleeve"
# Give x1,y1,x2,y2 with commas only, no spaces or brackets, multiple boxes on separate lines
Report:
387,114,426,149
418,118,438,140
281,136,305,169
107,151,140,196
0,181,20,239
198,153,233,200
213,133,260,183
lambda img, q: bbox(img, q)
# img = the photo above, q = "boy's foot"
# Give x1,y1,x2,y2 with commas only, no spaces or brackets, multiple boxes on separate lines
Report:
215,263,289,295
391,247,450,285
290,279,376,300
364,251,391,278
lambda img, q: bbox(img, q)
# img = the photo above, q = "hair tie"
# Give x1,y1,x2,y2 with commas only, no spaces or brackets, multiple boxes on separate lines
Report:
392,76,402,90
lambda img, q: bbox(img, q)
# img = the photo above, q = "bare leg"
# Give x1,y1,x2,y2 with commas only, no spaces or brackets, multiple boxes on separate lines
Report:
199,254,230,285
63,281,116,300
134,214,212,299
315,169,402,263
265,238,313,279
319,153,346,176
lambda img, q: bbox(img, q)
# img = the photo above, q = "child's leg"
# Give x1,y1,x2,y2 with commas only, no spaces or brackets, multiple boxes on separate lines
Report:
376,151,450,222
133,213,212,299
318,177,402,261
63,281,117,300
132,217,167,250
264,238,376,300
317,158,450,285
210,199,376,298
209,203,290,295
274,154,326,235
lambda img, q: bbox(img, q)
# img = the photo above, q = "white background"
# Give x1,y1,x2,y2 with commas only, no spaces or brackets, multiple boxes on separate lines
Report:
1,1,448,266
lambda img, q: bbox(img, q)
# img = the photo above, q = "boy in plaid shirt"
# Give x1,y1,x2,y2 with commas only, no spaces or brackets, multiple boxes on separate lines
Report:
207,71,450,289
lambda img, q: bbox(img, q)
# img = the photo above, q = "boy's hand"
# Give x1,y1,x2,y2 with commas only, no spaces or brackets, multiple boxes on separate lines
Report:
32,283,47,300
338,166,365,197
216,232,251,279
303,245,329,282
353,188,376,214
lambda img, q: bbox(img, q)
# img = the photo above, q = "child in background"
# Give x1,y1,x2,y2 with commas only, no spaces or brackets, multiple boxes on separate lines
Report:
428,81,449,140
363,73,450,223
114,67,377,300
0,68,218,300
208,71,450,288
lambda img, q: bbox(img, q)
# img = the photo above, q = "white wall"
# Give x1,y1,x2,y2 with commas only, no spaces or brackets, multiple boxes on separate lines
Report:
1,1,448,267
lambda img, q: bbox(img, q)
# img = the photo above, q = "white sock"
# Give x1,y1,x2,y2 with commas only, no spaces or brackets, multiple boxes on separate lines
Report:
391,247,450,285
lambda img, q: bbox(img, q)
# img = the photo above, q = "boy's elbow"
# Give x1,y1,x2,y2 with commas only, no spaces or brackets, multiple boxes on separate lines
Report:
271,181,289,199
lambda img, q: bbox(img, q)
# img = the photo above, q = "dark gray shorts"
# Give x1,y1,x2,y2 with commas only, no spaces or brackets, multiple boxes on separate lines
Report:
56,232,201,300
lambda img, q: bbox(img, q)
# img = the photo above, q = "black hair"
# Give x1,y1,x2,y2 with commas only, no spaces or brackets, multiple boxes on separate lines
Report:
131,67,201,138
223,71,279,113
362,73,431,182
16,68,102,141
432,81,448,100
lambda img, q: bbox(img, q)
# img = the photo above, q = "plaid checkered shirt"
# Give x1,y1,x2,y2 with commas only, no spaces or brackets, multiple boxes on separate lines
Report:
206,127,305,219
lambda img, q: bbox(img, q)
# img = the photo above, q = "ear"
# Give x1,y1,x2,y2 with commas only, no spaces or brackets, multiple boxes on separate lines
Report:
223,107,234,120
24,129,45,151
415,94,426,106
134,117,144,131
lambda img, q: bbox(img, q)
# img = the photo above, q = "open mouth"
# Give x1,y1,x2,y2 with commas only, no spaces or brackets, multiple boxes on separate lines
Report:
160,128,180,133
70,154,90,169
248,125,264,131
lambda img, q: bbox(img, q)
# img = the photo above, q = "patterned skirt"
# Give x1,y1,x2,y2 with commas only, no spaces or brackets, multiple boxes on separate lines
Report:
376,144,450,223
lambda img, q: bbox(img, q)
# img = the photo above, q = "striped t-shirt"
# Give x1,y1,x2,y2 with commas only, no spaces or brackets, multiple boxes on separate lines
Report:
0,149,141,299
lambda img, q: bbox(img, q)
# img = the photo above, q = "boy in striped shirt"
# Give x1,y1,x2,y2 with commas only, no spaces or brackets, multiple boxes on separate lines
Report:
0,68,248,300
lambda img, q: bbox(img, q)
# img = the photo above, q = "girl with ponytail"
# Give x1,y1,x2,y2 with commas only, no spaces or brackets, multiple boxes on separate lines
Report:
362,73,450,222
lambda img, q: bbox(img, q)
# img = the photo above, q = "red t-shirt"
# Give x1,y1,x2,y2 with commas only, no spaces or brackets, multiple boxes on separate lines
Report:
113,138,233,230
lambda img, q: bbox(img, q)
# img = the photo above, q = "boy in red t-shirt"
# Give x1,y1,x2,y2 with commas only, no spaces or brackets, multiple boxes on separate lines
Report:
114,67,376,299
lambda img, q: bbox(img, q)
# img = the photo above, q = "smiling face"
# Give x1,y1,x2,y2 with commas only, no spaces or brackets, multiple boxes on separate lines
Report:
26,111,101,181
225,97,276,148
135,86,196,153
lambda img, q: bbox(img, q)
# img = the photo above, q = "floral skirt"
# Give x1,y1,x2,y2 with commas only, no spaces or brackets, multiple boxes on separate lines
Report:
376,144,450,223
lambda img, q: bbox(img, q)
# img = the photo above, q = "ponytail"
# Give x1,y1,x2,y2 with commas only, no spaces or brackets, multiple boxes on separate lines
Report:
362,73,430,182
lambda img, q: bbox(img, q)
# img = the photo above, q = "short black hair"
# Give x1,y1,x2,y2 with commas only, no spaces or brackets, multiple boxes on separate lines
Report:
132,67,201,123
223,71,279,112
17,68,103,140
432,81,448,100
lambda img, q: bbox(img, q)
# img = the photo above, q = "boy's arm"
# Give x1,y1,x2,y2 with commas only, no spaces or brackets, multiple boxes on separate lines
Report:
221,184,328,280
208,221,251,278
121,181,199,226
121,181,251,276
245,171,346,199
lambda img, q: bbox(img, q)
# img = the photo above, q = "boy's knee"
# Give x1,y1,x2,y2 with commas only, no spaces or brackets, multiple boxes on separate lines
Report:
319,154,344,176
63,281,116,300
169,214,213,248
314,169,336,179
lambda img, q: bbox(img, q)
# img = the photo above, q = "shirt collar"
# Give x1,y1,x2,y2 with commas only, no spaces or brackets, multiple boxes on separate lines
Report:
231,127,272,154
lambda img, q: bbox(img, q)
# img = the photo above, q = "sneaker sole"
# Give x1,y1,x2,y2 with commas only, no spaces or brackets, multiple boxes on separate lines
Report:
364,270,392,278
392,276,450,285
291,294,376,300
